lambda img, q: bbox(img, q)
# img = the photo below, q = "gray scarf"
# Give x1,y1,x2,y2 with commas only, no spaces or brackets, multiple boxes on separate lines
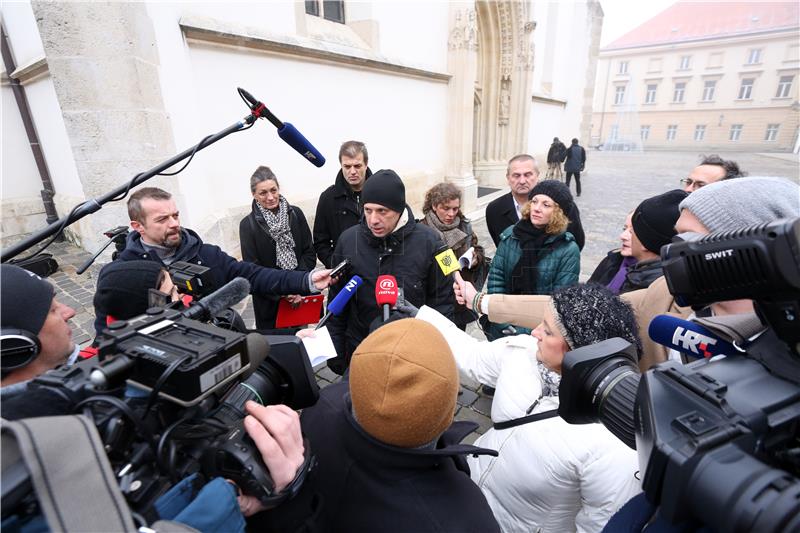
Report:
256,196,297,270
424,210,469,250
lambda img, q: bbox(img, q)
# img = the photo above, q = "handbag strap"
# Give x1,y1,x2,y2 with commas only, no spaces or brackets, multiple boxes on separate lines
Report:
1,415,137,532
492,408,559,430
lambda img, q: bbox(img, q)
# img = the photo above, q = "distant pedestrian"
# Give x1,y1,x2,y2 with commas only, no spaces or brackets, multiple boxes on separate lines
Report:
545,137,566,181
564,138,586,197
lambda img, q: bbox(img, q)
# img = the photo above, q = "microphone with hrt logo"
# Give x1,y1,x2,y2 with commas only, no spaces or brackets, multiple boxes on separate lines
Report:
648,314,737,359
375,275,399,322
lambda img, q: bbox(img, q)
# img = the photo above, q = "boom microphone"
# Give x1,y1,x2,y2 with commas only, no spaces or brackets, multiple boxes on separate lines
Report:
237,87,326,167
182,277,251,322
648,315,737,360
375,275,399,322
315,275,363,330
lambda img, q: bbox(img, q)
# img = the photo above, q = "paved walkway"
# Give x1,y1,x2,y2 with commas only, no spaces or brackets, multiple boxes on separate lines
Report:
18,150,799,444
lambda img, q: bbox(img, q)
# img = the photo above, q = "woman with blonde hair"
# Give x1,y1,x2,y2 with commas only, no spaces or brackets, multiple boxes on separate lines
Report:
420,182,486,330
486,180,579,339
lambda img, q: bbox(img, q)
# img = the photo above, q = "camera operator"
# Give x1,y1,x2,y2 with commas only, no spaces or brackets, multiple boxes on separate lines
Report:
1,265,77,390
455,176,800,371
93,187,334,334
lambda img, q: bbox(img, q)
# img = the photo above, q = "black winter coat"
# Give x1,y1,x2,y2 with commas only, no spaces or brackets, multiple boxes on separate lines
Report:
326,207,454,365
547,141,567,163
312,167,373,268
485,192,585,250
588,250,625,287
564,143,586,173
239,200,317,330
297,382,501,533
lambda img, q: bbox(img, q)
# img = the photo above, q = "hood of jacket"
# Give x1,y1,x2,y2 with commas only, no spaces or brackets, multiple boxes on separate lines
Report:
333,166,373,199
625,257,664,288
121,227,203,263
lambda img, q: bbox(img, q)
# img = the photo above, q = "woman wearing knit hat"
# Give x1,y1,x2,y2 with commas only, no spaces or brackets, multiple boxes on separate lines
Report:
415,283,641,533
485,179,580,339
239,166,316,331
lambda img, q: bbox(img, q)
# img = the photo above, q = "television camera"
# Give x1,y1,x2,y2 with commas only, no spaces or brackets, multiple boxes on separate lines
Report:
557,217,800,532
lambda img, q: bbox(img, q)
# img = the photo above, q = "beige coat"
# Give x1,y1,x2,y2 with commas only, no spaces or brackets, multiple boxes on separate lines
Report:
485,276,691,372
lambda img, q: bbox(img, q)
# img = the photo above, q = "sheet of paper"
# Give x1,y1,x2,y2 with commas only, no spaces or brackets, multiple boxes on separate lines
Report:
300,326,338,368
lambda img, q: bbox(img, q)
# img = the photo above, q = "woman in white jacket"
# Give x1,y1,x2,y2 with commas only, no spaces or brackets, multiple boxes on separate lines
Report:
416,283,642,533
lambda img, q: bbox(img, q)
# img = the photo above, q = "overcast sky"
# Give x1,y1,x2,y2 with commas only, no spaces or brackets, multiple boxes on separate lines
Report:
599,0,676,47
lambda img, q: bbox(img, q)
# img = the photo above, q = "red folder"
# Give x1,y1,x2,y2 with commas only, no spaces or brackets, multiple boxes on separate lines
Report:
275,295,324,328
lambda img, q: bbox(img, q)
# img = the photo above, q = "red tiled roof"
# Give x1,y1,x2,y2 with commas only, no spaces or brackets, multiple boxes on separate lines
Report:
604,1,799,50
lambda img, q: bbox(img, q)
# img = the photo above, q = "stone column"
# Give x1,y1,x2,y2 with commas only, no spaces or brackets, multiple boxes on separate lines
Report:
445,4,479,213
30,1,177,251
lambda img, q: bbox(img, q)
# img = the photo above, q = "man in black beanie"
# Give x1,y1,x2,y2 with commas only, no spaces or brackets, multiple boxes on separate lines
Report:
1,265,77,386
324,169,454,374
624,189,688,292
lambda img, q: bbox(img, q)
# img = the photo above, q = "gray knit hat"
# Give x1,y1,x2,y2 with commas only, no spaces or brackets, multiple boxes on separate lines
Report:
548,283,642,358
1,264,55,334
679,176,799,233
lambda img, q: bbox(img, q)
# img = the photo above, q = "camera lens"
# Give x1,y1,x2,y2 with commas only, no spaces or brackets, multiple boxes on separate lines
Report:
212,363,284,425
584,360,640,449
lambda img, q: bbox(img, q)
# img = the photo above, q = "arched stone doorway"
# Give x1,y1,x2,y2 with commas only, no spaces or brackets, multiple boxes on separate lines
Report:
445,2,535,210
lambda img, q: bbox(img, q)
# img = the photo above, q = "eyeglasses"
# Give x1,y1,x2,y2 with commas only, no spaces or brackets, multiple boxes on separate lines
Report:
679,178,708,189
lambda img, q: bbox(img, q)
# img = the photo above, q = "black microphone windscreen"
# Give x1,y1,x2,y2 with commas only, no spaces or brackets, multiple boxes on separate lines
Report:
182,277,251,321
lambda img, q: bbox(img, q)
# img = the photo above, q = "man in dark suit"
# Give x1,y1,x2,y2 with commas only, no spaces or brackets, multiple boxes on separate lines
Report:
485,154,585,249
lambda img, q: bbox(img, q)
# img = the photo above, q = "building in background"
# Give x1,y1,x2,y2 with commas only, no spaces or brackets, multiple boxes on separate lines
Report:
592,2,800,152
2,1,601,256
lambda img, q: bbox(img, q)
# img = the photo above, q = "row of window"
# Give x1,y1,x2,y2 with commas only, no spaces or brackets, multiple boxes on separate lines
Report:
304,0,345,23
620,123,782,142
613,75,794,105
617,45,791,75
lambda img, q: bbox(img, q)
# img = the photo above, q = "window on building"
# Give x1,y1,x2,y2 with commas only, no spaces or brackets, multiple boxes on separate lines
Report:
645,84,657,104
305,0,345,23
746,49,762,64
765,124,780,141
610,125,620,140
640,125,650,140
694,125,706,141
679,55,691,70
673,82,686,102
618,61,629,74
702,80,716,101
729,124,743,141
614,85,627,105
788,44,800,61
738,78,754,100
666,125,677,141
776,75,794,98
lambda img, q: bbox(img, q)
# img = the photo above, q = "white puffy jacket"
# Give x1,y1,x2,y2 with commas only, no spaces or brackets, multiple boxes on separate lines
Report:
417,306,641,533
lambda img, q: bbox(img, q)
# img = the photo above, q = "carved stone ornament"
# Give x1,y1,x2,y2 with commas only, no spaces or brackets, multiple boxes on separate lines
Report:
448,9,478,51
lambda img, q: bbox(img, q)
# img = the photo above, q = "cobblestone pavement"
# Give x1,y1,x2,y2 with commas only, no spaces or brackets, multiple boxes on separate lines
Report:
19,150,799,444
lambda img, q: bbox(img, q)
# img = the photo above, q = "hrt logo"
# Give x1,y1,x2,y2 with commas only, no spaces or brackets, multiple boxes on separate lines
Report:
672,327,717,358
704,249,734,261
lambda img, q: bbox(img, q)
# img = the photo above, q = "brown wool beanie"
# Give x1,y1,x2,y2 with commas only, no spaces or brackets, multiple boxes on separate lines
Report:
349,318,459,448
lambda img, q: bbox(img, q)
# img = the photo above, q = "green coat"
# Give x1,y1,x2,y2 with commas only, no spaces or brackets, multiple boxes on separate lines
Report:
485,226,580,339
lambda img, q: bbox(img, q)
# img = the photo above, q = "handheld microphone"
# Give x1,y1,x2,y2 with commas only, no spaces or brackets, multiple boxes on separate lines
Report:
182,277,251,322
316,275,363,330
375,275,399,322
237,87,326,167
648,315,737,359
434,244,461,276
458,247,475,270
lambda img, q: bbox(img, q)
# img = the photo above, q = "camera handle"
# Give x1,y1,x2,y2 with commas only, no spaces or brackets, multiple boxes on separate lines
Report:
1,113,259,264
76,228,129,275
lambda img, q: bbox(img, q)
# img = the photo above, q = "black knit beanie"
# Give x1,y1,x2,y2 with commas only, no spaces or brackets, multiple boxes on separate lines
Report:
632,189,688,253
94,260,165,320
1,265,54,334
361,169,406,213
549,283,642,358
528,180,574,215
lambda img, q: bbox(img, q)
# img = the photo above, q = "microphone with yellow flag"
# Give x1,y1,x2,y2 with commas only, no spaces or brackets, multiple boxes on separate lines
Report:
434,247,461,276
